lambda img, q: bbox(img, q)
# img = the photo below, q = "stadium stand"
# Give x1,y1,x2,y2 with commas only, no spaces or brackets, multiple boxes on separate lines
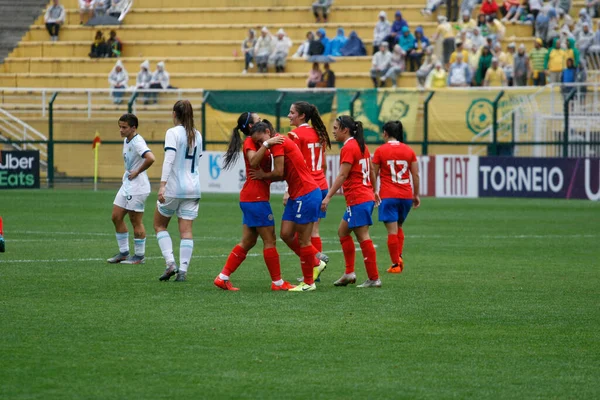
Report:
0,0,49,63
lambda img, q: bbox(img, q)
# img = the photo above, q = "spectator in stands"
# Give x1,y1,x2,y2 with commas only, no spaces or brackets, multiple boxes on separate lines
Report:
241,29,256,74
586,0,600,17
502,42,516,85
448,53,472,86
416,46,437,89
576,22,595,58
306,62,322,87
381,44,405,88
44,0,65,42
485,57,507,85
501,0,521,21
457,29,472,51
481,0,500,17
575,58,588,96
107,30,122,58
312,0,333,23
513,44,530,85
254,27,273,73
319,63,336,87
565,37,580,67
492,42,505,60
373,11,391,55
487,15,506,40
108,0,132,22
340,30,367,56
561,57,576,93
506,0,534,24
449,40,469,64
421,0,444,16
308,32,325,56
545,38,566,83
398,27,415,60
471,26,485,49
475,45,493,85
89,30,108,58
433,16,455,65
328,27,347,57
409,26,430,72
529,38,548,85
148,61,170,104
425,62,448,88
136,60,152,104
468,43,481,77
477,14,490,36
370,42,392,87
384,11,408,51
554,0,572,15
269,29,293,73
293,31,314,58
79,0,97,24
316,28,331,56
573,9,592,36
458,11,477,34
108,60,128,104
528,0,543,23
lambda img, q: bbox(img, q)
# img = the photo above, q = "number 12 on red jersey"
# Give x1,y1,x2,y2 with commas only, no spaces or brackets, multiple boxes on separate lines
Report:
387,160,409,184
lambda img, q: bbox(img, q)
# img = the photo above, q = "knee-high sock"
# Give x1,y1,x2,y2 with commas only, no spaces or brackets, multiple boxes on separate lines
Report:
134,238,146,257
221,244,247,277
156,231,175,264
359,239,379,280
116,232,129,253
311,236,323,253
397,228,405,258
387,234,400,265
179,239,193,272
263,247,281,282
299,246,316,285
340,235,355,274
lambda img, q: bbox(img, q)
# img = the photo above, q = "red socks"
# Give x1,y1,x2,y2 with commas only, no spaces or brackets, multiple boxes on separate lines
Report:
311,236,322,252
397,228,405,258
299,246,316,285
263,247,281,282
0,216,3,235
340,235,355,274
221,244,247,276
359,239,379,280
387,234,400,265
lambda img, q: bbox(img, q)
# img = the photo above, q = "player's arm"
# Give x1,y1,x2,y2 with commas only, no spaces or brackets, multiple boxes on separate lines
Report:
158,131,176,203
371,160,381,205
249,136,284,168
249,155,284,181
321,162,351,211
128,151,155,180
410,160,420,208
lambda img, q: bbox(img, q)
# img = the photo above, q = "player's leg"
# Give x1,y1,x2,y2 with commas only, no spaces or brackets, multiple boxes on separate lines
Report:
257,225,295,291
353,224,381,288
396,199,414,272
215,225,257,291
173,199,199,282
120,210,146,264
334,217,357,286
154,200,176,281
379,198,402,273
0,216,5,253
108,200,130,263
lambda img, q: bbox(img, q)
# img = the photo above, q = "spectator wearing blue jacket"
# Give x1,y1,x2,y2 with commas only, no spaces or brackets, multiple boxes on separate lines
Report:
408,26,430,72
340,31,367,56
398,27,415,53
328,27,347,56
561,57,576,95
317,28,331,56
384,11,408,51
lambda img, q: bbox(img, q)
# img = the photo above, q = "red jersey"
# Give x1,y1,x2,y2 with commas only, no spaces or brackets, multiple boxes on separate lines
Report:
240,137,271,202
372,141,417,199
270,135,319,199
340,137,375,206
290,124,328,190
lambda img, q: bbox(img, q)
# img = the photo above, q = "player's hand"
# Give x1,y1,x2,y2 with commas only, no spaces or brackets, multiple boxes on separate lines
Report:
321,197,330,212
248,168,265,180
127,170,139,180
266,136,285,147
413,195,421,209
287,132,299,140
157,186,166,204
282,190,289,206
374,193,382,207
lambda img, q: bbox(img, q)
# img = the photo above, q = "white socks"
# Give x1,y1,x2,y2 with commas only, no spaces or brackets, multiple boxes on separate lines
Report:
179,239,194,272
134,238,146,257
156,231,175,264
116,232,129,253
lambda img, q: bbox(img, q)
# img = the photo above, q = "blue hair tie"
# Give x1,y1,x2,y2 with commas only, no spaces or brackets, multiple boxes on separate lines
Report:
242,112,252,129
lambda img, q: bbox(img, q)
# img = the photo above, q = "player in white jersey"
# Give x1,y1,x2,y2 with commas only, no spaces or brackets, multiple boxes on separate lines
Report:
155,100,203,282
107,113,155,265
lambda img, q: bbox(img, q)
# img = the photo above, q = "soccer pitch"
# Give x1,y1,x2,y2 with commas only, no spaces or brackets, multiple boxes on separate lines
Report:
1,190,599,399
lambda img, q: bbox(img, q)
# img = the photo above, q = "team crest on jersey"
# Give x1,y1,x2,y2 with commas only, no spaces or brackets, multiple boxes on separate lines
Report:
268,214,274,221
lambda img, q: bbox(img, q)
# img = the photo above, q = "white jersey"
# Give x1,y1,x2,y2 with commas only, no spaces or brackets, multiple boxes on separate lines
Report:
164,125,203,198
121,134,151,196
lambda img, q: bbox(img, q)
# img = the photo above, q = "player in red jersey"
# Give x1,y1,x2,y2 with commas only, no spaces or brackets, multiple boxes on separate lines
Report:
372,120,420,273
213,112,295,291
321,115,381,288
286,101,331,256
249,120,328,292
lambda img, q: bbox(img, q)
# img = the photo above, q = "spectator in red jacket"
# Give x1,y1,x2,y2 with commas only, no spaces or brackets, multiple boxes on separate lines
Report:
481,0,500,17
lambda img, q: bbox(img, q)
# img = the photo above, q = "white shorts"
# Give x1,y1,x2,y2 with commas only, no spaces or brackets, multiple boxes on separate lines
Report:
157,197,200,220
113,190,149,213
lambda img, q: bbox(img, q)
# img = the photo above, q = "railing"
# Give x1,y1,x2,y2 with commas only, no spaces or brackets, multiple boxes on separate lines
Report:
0,106,48,167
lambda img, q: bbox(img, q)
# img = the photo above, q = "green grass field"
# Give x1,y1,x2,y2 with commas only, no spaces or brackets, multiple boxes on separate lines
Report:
1,190,599,399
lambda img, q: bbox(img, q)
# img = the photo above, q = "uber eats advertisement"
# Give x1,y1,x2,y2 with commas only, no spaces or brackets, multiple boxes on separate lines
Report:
0,150,40,189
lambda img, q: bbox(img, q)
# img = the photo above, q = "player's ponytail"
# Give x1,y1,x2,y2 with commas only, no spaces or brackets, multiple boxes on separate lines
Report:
383,120,404,142
223,112,254,170
338,115,366,155
292,101,331,149
173,100,196,149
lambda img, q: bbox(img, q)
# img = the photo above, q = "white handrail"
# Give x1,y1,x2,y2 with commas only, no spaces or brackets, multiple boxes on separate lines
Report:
0,107,46,141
